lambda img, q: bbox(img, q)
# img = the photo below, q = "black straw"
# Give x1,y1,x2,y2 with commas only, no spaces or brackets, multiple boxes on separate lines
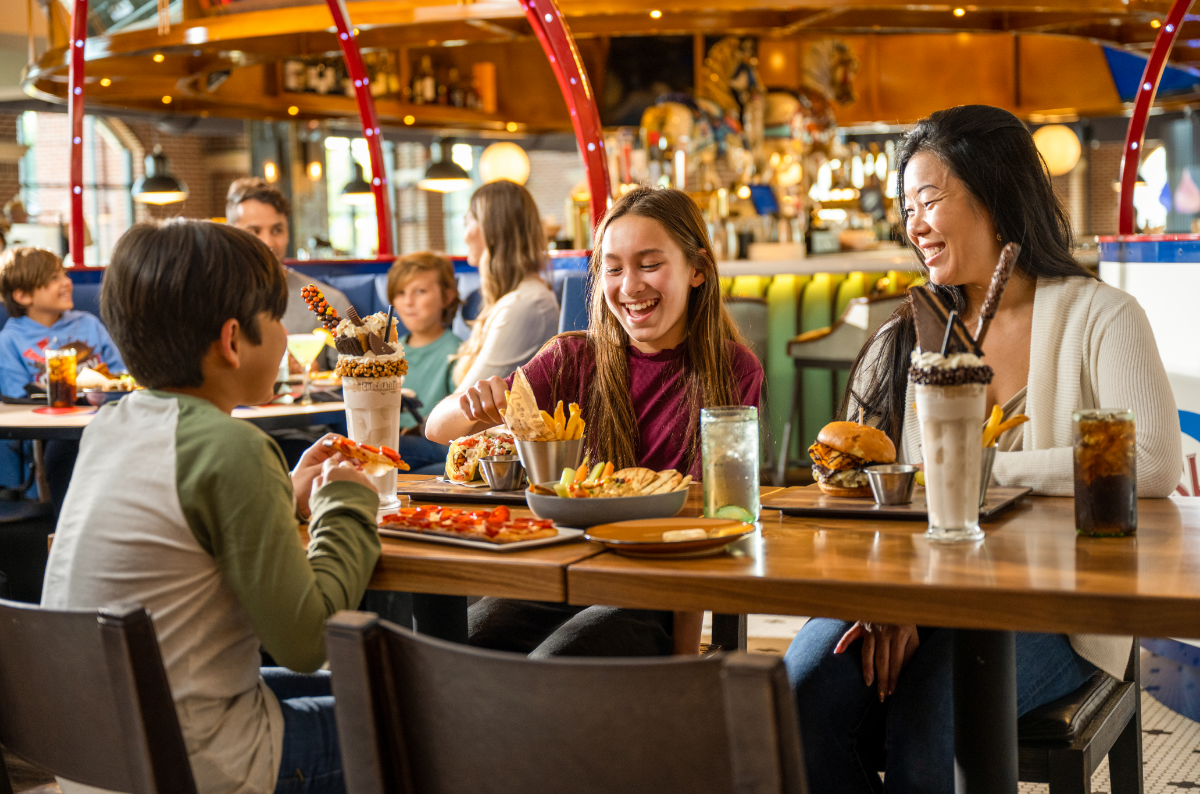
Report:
940,310,958,356
384,305,394,344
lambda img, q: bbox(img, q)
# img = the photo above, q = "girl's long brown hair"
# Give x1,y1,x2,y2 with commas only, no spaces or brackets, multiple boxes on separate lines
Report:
453,179,551,384
573,185,746,472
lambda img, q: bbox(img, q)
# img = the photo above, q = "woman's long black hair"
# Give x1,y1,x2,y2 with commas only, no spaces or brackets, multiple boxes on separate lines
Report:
847,104,1095,444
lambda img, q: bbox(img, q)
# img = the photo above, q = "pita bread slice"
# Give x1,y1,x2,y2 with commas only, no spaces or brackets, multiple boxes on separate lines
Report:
614,467,656,489
504,368,556,441
640,469,676,494
649,472,684,495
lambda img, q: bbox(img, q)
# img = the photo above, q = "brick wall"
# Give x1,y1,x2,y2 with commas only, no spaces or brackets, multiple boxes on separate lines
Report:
524,149,585,234
0,113,19,216
1089,141,1124,236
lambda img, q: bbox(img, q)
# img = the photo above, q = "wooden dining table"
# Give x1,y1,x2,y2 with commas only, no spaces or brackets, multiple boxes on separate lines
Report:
369,480,1200,794
0,400,348,440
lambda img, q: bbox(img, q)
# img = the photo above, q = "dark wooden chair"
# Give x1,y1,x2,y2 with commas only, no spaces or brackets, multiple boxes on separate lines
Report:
1017,640,1143,794
0,598,197,794
325,610,808,794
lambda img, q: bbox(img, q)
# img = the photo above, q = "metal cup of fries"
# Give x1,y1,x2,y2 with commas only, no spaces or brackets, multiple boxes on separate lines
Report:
979,405,1028,507
515,438,584,488
503,366,587,487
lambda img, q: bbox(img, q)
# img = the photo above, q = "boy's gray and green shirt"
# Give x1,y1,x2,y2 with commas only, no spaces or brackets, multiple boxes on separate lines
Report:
42,390,381,794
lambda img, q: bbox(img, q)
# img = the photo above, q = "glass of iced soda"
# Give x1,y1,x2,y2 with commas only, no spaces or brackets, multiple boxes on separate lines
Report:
1073,409,1136,537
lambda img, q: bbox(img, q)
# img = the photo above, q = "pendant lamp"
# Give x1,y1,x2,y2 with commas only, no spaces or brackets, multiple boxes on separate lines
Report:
132,145,188,205
418,139,473,193
341,161,375,206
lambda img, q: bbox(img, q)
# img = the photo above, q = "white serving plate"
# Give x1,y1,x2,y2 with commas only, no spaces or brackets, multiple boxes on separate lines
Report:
377,526,584,552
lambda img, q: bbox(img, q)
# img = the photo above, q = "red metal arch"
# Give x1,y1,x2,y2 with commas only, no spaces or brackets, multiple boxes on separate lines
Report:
65,0,612,262
1118,0,1191,234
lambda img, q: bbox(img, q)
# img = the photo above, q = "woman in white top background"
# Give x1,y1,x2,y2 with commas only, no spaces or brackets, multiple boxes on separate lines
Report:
786,104,1181,793
450,180,559,388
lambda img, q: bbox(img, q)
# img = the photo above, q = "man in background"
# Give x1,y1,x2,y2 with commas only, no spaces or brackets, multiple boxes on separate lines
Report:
226,178,349,466
226,177,352,339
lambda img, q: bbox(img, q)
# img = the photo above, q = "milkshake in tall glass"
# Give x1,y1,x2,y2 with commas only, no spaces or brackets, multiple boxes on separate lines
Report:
910,350,994,542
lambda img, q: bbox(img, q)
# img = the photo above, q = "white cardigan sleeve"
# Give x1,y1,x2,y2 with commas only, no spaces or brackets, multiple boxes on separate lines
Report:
992,292,1181,497
454,282,559,388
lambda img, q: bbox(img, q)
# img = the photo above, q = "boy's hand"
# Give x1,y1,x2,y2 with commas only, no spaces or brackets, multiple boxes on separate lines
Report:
458,376,508,427
311,455,376,502
292,433,373,517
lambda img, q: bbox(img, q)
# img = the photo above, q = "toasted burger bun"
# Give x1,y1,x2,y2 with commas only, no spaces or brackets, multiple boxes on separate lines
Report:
816,421,896,464
817,481,874,498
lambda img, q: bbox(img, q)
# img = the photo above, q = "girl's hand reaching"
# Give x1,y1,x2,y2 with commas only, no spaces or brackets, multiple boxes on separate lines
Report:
834,621,920,701
459,376,508,427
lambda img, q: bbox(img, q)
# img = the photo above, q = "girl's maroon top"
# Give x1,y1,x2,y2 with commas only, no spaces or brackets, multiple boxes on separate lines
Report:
505,335,763,478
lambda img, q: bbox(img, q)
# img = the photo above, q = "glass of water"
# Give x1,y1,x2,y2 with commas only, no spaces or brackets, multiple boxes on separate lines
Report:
701,406,760,522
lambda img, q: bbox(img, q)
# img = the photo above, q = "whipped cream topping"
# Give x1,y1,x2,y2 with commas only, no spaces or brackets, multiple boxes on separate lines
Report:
908,348,993,386
910,349,986,370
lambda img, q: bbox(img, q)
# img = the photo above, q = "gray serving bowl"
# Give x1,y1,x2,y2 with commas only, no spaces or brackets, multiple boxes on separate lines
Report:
525,484,688,529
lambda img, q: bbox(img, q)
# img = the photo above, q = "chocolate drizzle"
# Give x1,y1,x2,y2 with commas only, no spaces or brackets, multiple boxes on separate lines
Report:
908,364,994,386
974,242,1020,347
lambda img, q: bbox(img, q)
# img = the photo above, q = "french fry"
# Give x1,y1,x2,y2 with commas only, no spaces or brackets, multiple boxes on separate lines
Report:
540,410,557,437
553,401,566,438
564,403,581,440
574,416,586,440
995,414,1029,436
982,404,1003,447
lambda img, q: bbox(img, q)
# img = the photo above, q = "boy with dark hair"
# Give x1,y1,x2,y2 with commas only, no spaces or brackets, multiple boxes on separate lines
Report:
0,246,125,398
42,219,380,794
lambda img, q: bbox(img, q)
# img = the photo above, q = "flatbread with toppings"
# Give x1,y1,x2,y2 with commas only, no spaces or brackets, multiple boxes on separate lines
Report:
379,505,557,544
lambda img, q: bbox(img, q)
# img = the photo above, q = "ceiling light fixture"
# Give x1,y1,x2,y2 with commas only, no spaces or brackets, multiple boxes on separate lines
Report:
418,139,473,193
132,145,188,205
341,161,376,205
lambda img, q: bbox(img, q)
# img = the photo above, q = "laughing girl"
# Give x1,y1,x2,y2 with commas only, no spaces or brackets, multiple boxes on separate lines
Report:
426,185,763,656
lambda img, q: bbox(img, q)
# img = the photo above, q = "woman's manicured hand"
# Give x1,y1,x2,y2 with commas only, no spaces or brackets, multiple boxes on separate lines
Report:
458,376,508,427
834,621,921,701
292,433,372,517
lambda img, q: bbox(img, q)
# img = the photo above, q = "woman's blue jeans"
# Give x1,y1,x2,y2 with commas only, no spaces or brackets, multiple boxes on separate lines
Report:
262,667,344,794
783,619,1096,793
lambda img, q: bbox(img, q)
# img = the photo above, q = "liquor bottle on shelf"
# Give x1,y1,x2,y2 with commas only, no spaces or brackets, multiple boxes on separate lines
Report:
386,51,401,96
447,67,465,108
412,56,437,105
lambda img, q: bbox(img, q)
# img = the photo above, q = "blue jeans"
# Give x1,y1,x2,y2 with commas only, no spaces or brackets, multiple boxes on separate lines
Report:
783,620,1095,794
395,434,451,475
262,667,344,794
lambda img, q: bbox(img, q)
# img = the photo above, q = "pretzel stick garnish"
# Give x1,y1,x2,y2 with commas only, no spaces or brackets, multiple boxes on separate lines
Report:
974,242,1021,347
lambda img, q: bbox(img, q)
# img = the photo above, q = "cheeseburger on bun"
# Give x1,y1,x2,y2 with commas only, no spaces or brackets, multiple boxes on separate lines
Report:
808,421,897,498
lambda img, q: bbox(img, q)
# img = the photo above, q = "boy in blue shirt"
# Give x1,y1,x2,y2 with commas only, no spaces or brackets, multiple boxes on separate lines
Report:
0,247,125,398
0,247,126,513
387,251,463,474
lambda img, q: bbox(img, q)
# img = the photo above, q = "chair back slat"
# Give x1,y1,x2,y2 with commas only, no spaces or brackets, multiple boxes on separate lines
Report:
0,599,196,794
328,612,808,794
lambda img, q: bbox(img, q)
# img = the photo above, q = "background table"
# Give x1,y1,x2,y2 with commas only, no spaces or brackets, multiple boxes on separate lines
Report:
0,401,348,440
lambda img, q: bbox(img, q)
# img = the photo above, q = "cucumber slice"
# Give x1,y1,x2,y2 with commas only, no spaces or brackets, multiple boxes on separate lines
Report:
553,483,571,498
588,462,605,481
711,505,755,523
560,468,575,487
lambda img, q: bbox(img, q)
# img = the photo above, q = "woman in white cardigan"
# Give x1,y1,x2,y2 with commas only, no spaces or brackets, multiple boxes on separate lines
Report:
450,180,559,388
785,105,1181,794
